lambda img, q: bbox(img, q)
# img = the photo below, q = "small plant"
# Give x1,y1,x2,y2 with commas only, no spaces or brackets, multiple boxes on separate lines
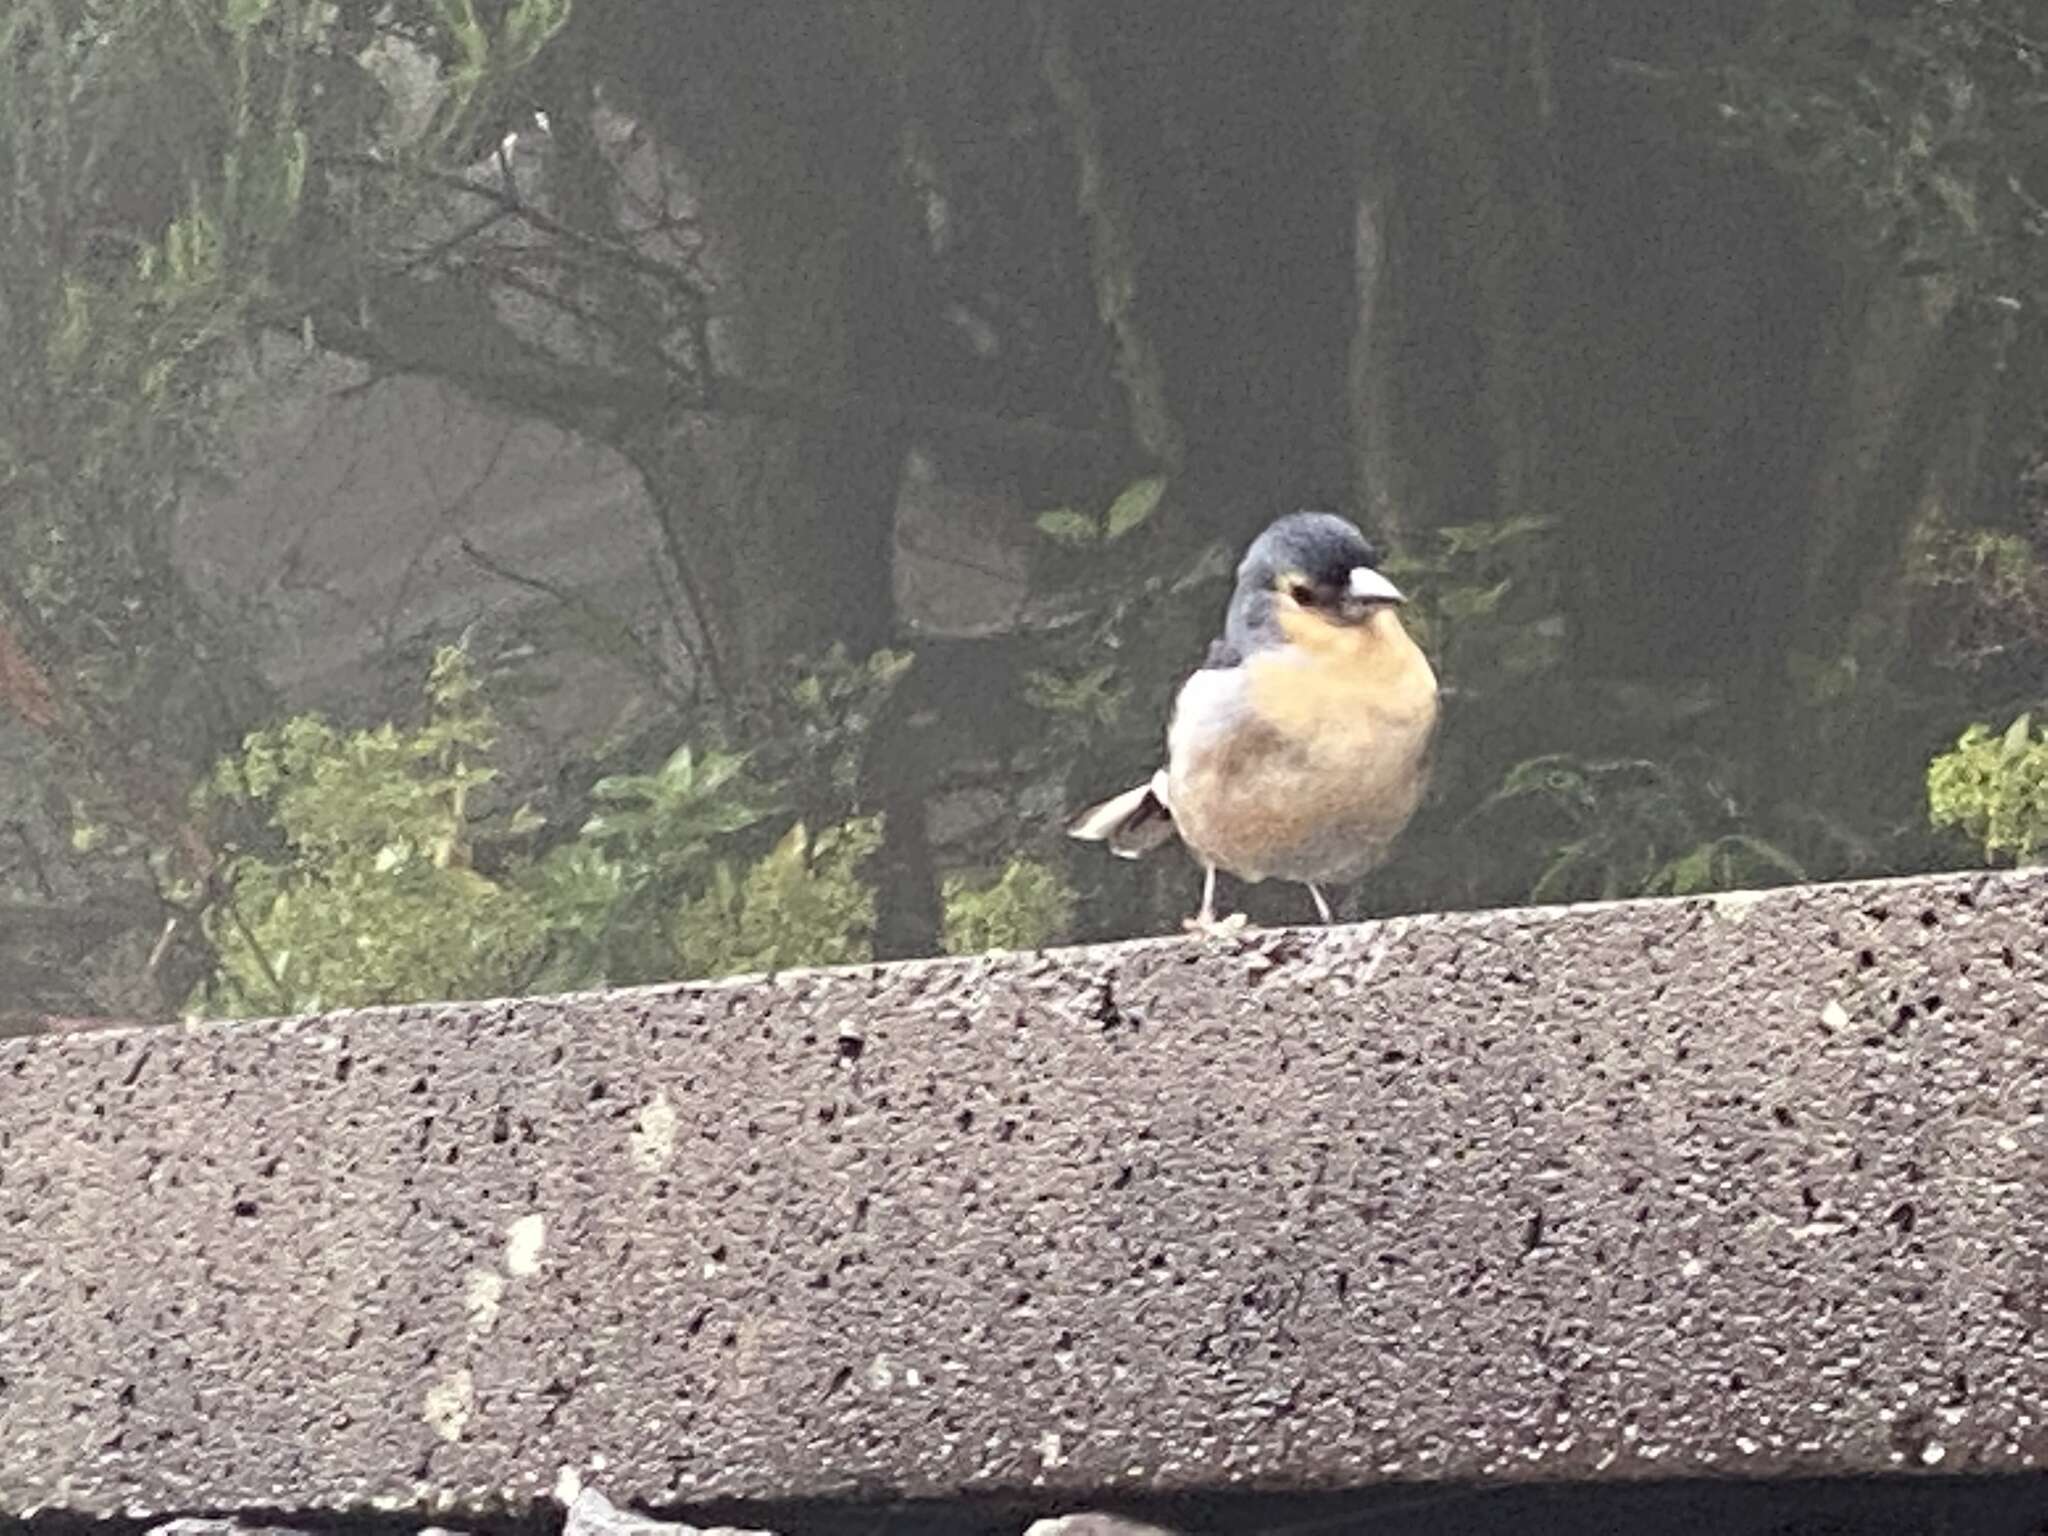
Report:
674,817,883,977
194,641,909,1013
562,740,783,982
1928,712,2048,864
942,857,1077,954
1472,752,1805,904
1905,525,2048,674
1384,515,1565,694
196,645,548,1015
1022,475,1229,760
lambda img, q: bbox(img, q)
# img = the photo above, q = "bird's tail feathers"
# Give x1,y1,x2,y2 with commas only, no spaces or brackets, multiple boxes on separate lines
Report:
1067,771,1177,859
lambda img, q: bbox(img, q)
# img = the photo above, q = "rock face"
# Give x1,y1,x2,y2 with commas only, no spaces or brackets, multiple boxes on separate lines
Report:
1,869,2045,1521
169,351,1040,743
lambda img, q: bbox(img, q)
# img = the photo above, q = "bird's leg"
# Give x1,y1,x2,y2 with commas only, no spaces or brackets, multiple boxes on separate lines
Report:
1306,883,1334,925
1183,864,1248,936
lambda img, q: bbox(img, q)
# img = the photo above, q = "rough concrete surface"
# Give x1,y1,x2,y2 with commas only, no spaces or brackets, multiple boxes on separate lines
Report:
1,869,2044,1519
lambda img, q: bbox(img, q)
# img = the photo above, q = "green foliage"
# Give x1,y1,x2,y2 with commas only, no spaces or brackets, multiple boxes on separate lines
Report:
1024,478,1225,749
1645,835,1810,898
1035,508,1103,547
675,818,883,978
584,745,779,865
562,741,782,981
941,858,1077,954
1385,515,1565,694
1473,753,1806,905
757,642,915,814
530,639,907,986
997,480,1230,935
1104,476,1170,540
430,0,571,148
18,0,2046,1008
196,643,898,1014
1033,475,1169,548
1927,712,2048,863
0,0,582,1015
1022,662,1124,728
1905,523,2048,673
197,646,548,1014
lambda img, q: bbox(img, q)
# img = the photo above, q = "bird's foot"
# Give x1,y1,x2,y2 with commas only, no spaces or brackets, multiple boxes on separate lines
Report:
1182,909,1250,938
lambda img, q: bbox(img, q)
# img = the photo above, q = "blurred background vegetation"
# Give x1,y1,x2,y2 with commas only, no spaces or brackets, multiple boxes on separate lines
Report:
2,0,2046,1026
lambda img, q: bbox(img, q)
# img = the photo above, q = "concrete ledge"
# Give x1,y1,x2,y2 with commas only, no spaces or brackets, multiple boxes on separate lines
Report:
2,869,2044,1518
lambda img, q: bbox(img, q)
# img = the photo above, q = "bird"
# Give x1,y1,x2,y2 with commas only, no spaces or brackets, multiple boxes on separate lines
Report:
1067,510,1439,933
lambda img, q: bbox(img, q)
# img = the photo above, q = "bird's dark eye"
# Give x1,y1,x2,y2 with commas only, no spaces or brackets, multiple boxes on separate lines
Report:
1288,581,1317,607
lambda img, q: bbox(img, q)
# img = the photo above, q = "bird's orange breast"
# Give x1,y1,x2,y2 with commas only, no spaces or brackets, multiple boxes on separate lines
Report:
1167,608,1438,884
1250,605,1438,739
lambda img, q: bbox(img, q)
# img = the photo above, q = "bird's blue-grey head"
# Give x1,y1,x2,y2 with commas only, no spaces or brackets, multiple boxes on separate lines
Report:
1221,510,1405,659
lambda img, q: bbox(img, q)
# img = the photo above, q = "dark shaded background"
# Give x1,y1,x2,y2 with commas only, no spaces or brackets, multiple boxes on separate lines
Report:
2,0,2046,1023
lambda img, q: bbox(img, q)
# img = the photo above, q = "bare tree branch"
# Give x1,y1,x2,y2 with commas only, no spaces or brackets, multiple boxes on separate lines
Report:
455,534,690,708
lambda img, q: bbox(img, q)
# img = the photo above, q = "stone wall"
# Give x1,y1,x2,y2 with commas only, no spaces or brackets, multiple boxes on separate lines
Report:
1,870,2044,1528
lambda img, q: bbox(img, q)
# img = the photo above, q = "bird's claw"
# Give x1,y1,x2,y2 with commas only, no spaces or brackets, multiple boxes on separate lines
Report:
1183,910,1249,938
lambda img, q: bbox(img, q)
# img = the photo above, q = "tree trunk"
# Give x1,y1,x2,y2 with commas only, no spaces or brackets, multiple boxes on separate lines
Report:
1777,275,2004,816
1795,274,1970,654
1041,1,1356,542
579,0,909,697
1341,0,1580,553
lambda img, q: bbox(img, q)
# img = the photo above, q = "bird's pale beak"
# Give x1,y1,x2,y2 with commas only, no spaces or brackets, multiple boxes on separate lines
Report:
1346,566,1406,605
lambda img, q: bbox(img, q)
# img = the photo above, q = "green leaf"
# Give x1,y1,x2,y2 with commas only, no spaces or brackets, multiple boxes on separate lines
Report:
1103,476,1167,540
49,280,92,368
1441,578,1513,623
281,128,308,213
1035,508,1099,546
2002,712,2034,759
225,0,273,37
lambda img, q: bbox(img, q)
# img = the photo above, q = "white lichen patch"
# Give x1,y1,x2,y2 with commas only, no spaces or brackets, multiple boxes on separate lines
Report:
1708,889,1770,924
1821,999,1851,1031
630,1091,679,1173
423,1367,475,1442
505,1212,547,1277
465,1268,506,1337
553,1464,584,1505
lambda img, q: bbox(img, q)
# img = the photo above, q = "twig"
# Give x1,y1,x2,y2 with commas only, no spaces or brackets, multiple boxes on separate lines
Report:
645,547,711,703
638,485,736,714
329,153,710,312
7,820,55,900
455,535,687,708
144,915,180,977
224,892,292,1014
380,405,519,651
395,204,517,274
